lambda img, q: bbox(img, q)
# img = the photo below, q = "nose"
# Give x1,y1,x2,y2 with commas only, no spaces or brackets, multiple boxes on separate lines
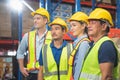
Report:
34,18,37,24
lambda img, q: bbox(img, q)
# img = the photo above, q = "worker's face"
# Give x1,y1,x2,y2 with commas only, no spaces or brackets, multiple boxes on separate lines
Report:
87,20,103,37
33,14,47,29
70,21,85,37
51,25,65,40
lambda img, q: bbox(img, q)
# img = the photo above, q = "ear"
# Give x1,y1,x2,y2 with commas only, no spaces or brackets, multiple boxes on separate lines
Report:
102,23,107,31
44,18,48,24
82,23,86,30
62,29,66,35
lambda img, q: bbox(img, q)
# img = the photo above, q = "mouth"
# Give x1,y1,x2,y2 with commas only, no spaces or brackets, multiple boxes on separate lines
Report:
52,34,57,37
88,28,93,32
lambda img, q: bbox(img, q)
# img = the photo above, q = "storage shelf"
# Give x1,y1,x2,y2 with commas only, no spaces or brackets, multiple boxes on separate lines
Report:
0,40,18,44
62,0,116,10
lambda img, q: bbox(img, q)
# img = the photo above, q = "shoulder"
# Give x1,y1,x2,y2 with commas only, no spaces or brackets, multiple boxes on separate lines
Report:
80,40,90,47
20,33,28,43
101,40,114,46
23,33,28,38
99,40,116,51
99,40,118,66
99,40,116,53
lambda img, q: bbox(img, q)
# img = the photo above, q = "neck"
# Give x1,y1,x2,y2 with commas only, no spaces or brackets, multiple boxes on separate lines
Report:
92,34,105,43
77,32,85,38
53,39,63,48
37,26,46,37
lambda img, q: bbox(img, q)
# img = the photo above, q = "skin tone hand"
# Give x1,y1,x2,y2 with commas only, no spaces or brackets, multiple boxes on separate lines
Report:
38,66,43,80
20,67,29,77
18,59,29,77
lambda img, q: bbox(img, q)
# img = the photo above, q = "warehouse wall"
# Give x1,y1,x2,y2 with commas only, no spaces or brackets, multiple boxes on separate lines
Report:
0,2,11,37
0,0,115,38
0,1,38,38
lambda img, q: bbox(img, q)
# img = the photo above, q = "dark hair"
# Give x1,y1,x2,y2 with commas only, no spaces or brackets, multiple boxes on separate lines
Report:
79,21,88,33
99,20,110,33
61,26,66,32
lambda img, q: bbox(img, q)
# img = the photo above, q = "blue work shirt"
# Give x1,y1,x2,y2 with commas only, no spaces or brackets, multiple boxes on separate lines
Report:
39,40,68,66
73,34,90,80
89,40,118,67
99,40,118,67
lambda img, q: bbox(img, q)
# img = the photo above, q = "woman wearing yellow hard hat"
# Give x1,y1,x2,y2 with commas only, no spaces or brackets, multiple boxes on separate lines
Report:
68,12,90,80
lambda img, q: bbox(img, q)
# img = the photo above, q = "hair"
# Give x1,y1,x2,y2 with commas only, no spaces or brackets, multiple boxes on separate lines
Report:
79,21,88,34
42,15,48,24
99,19,110,33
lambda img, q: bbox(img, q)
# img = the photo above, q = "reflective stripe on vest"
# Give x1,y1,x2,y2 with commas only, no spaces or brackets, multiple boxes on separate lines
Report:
79,36,119,80
80,72,101,80
27,30,37,71
42,43,73,80
27,30,52,71
80,73,119,80
68,38,90,80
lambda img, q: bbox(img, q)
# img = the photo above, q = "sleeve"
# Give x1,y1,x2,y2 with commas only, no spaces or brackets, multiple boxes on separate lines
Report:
39,50,43,66
98,41,118,67
16,33,28,59
73,41,90,80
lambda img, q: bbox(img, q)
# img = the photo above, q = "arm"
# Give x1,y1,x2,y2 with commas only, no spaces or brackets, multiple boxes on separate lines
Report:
16,33,29,77
73,41,90,80
18,59,29,77
38,66,43,80
100,62,114,80
98,41,117,80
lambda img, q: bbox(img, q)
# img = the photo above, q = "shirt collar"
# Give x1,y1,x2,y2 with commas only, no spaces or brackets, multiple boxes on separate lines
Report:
50,40,68,49
73,34,88,47
36,29,48,40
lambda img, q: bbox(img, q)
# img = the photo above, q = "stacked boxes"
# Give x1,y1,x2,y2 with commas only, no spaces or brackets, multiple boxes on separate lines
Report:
0,57,13,80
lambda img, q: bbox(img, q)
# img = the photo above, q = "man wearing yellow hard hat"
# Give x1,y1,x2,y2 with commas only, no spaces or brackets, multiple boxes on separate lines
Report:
17,8,51,80
79,8,119,80
67,12,90,80
38,17,73,80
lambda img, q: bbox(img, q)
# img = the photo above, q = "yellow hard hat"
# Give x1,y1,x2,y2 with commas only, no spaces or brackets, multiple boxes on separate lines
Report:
31,8,50,22
88,8,113,27
49,17,68,32
68,12,88,24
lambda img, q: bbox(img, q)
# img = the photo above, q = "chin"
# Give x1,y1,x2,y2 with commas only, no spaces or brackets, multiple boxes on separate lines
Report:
73,34,77,37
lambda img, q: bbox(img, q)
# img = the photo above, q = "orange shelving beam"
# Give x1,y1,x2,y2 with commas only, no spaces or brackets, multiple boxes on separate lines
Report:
0,40,18,45
62,0,116,10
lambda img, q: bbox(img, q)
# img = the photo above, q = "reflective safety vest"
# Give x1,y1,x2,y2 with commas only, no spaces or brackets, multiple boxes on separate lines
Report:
27,30,52,71
79,36,119,80
42,43,73,80
68,38,90,80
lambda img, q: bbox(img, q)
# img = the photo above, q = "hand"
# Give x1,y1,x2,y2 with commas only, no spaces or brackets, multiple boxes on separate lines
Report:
20,67,29,77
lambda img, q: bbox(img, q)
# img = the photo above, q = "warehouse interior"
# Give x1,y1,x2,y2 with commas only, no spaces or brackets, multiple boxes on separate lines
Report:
0,0,120,80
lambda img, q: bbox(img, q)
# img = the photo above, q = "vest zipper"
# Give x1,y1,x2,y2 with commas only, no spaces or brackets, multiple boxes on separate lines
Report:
57,64,60,80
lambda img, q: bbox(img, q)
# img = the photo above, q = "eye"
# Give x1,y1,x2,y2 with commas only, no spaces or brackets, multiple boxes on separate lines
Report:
37,17,40,20
55,27,59,30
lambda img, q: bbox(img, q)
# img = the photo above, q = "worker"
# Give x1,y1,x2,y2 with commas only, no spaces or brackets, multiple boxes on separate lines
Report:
16,8,51,80
79,8,119,80
38,17,73,80
68,12,90,80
